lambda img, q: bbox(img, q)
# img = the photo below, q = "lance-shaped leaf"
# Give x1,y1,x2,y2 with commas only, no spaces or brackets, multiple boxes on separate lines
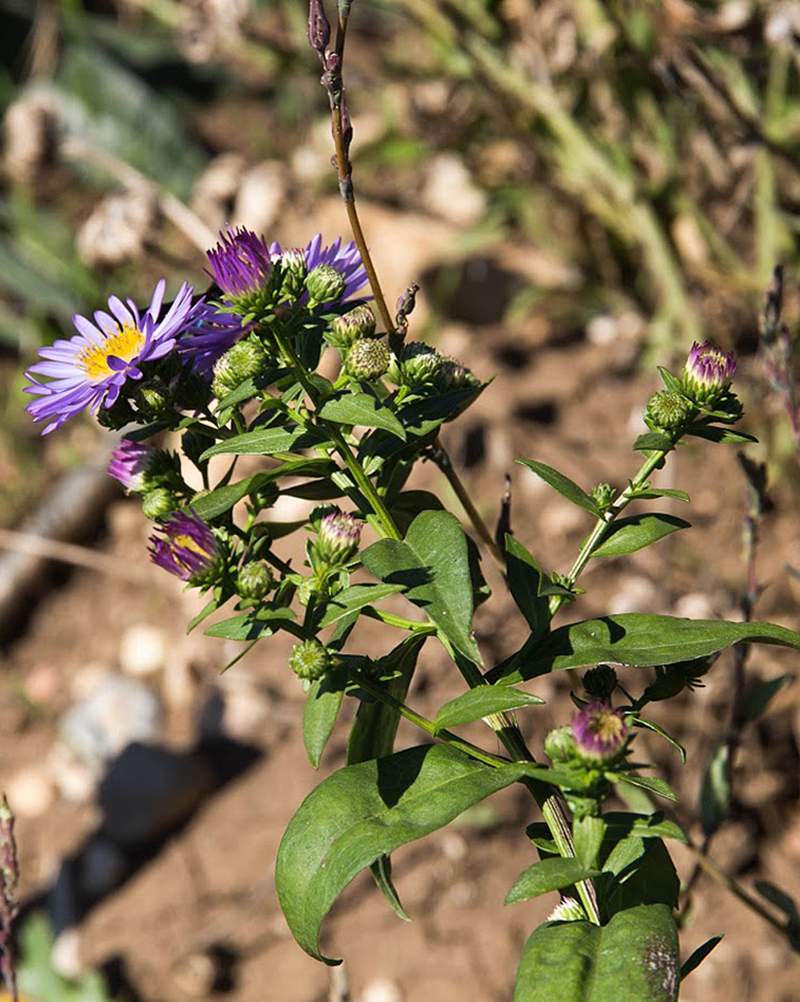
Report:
316,583,407,628
505,857,600,904
199,426,329,461
517,459,601,516
275,743,528,963
633,432,674,454
487,615,800,685
514,904,679,1001
189,458,337,520
319,392,406,440
303,665,349,769
434,686,544,733
591,514,690,557
361,511,481,663
204,606,296,640
505,535,551,639
685,424,757,444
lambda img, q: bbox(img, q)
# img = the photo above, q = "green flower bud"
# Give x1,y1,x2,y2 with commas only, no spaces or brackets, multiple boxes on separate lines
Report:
289,639,330,681
398,342,442,386
278,247,308,302
590,483,615,509
346,338,390,380
306,264,346,306
644,390,693,433
142,487,179,520
136,378,172,418
316,510,361,564
583,665,618,700
237,561,276,600
437,356,480,392
544,726,576,765
212,339,269,397
547,897,587,923
329,305,377,348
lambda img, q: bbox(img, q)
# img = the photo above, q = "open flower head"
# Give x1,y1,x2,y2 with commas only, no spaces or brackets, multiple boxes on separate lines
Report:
148,510,221,586
25,280,198,434
682,341,737,405
571,700,628,762
207,226,276,314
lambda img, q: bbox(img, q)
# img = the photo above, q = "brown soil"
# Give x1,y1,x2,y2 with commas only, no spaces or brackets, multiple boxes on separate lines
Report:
2,199,800,1002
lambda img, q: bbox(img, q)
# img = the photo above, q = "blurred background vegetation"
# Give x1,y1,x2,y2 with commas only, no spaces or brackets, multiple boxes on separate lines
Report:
0,0,798,513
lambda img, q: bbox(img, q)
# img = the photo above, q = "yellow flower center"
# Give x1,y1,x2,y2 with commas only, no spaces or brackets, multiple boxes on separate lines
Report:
78,322,145,381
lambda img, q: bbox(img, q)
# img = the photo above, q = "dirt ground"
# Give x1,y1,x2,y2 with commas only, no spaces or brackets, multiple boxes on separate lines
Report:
2,198,800,1002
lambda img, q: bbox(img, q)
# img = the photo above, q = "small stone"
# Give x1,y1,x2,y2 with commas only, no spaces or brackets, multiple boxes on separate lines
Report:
6,765,55,818
51,927,83,980
360,978,403,1002
119,623,167,677
47,744,96,802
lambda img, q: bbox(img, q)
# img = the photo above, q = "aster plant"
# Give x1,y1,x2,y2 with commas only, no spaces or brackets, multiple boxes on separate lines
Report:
21,3,800,998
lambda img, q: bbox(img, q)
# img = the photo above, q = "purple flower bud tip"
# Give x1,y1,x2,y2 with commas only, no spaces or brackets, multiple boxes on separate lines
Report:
684,341,737,391
108,439,156,493
207,226,274,303
148,510,220,584
571,700,628,761
317,510,361,562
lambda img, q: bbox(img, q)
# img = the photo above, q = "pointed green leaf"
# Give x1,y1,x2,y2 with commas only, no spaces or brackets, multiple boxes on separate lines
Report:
633,432,674,453
514,904,679,1001
204,606,296,640
505,535,551,638
275,743,528,963
303,666,349,769
505,857,599,904
361,511,482,663
517,460,601,515
602,837,680,913
368,854,412,923
601,812,686,844
685,424,758,444
632,718,686,762
700,741,731,834
657,367,682,393
615,774,677,802
319,392,407,440
212,367,286,410
680,936,723,981
317,583,407,628
592,514,690,557
573,816,607,871
189,458,337,520
634,488,690,503
486,614,800,685
199,426,329,461
434,686,544,733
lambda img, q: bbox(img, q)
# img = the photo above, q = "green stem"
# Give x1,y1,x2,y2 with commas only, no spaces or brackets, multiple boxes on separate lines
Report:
362,607,437,633
549,448,670,618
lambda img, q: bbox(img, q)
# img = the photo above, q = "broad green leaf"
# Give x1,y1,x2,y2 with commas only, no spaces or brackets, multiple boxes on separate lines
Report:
615,774,677,802
573,816,606,871
602,838,680,913
633,432,674,453
303,666,349,769
199,426,328,461
700,741,731,835
685,424,758,444
514,904,679,1001
189,473,271,521
316,583,407,628
361,511,482,663
389,490,444,535
204,606,296,640
680,936,723,981
591,514,690,557
275,743,528,963
517,459,601,516
505,535,551,639
740,673,794,722
319,392,407,440
601,812,686,844
505,857,599,904
487,614,800,685
434,686,544,733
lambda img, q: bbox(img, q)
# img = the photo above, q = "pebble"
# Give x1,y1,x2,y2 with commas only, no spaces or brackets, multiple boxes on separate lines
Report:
51,927,83,979
47,743,96,803
119,623,167,677
5,765,56,818
59,674,163,771
360,978,403,1002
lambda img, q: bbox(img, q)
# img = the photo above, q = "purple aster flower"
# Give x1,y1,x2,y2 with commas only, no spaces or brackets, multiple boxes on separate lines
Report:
25,280,198,434
108,439,157,493
571,700,628,762
269,233,369,307
148,510,221,585
682,340,737,404
207,226,275,311
178,304,250,378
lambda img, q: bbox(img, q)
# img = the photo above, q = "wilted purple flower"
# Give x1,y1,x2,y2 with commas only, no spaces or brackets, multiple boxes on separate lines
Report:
207,226,275,309
108,439,157,493
316,510,361,563
149,510,221,585
682,341,737,404
25,280,198,434
269,233,368,307
571,700,628,762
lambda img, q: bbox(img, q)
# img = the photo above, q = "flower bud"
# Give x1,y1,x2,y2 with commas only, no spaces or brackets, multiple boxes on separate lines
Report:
136,379,172,418
397,342,442,386
148,510,222,586
142,487,179,520
330,304,376,347
590,483,615,509
571,700,628,762
544,726,576,765
437,356,480,392
108,440,159,494
306,264,346,306
290,639,330,680
316,511,361,563
277,247,308,303
207,226,276,316
346,338,390,380
237,561,276,600
681,340,737,405
212,339,269,397
582,665,618,700
644,390,693,432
